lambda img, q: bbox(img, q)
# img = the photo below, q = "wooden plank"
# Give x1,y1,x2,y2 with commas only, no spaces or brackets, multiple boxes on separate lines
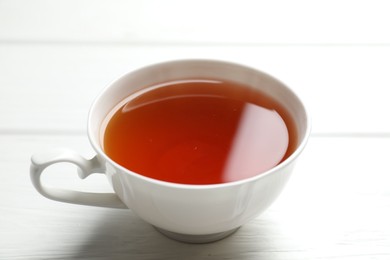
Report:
1,134,390,259
1,0,390,44
1,44,390,134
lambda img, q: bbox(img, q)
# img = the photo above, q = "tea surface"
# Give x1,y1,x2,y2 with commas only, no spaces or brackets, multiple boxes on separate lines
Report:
103,79,295,184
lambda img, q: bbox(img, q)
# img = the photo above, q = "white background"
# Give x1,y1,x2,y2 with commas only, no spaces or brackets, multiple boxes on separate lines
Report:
1,1,389,259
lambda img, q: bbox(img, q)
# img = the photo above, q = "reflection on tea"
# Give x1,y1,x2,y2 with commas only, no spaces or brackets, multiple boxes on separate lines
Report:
103,79,296,184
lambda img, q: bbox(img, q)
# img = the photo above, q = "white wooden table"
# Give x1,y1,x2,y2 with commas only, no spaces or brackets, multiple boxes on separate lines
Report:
1,1,390,259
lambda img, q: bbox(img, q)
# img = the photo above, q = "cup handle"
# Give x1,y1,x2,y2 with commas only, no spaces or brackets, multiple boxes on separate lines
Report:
30,148,127,209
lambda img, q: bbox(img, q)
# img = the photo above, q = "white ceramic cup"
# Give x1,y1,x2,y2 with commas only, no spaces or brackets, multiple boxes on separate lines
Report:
30,59,310,243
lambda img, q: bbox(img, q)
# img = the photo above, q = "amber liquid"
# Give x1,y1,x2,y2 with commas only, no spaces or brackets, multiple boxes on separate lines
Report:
103,79,297,185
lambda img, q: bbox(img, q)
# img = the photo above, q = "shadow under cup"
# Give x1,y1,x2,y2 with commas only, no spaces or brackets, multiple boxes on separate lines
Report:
88,60,310,243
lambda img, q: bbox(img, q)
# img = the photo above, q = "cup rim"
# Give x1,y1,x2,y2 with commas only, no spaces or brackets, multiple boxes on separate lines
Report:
88,59,311,190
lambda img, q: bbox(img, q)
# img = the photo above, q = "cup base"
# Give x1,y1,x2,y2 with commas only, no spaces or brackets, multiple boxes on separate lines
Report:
154,226,240,243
